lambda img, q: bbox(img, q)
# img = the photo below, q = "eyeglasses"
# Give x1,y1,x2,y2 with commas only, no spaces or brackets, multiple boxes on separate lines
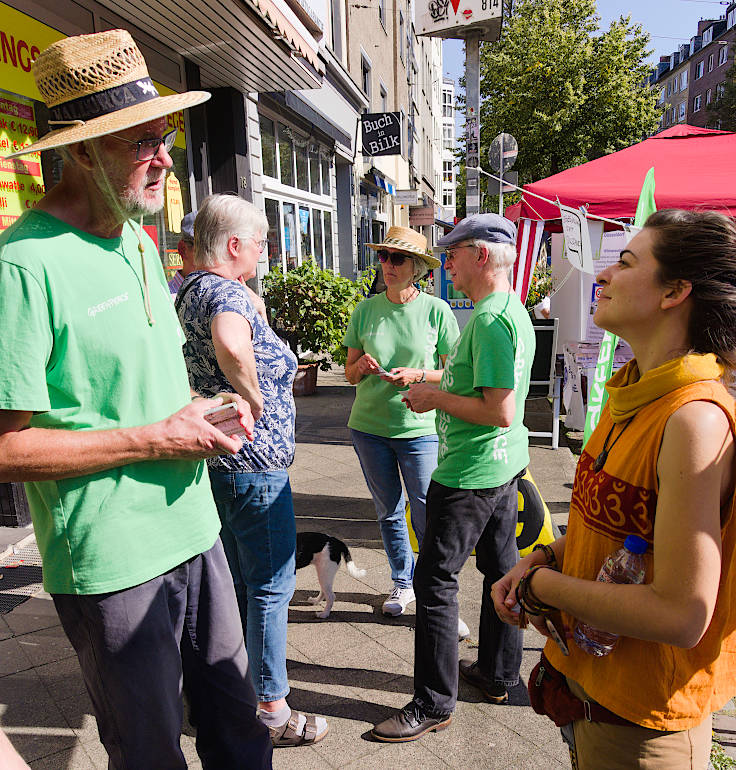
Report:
444,243,475,261
377,249,410,266
252,237,268,251
109,128,178,162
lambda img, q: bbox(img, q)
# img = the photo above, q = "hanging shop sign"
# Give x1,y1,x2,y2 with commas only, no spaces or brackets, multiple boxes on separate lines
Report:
361,112,401,157
417,0,502,40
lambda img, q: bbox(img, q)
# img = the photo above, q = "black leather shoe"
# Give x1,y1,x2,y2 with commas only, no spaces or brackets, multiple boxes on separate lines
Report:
371,701,452,742
459,658,509,704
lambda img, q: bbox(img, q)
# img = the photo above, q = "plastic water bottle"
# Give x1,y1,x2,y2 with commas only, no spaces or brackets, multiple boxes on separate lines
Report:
573,535,648,657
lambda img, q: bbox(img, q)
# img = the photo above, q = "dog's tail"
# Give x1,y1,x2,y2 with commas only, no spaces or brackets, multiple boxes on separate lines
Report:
339,542,367,578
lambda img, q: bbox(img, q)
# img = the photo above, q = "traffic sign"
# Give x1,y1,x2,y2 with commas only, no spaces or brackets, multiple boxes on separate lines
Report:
488,133,518,173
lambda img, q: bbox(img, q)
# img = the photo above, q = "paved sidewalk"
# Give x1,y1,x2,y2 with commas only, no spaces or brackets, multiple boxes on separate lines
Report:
0,367,730,768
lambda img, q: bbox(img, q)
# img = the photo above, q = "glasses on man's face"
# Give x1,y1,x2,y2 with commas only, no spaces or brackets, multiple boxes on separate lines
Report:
110,128,178,162
445,243,474,262
377,249,409,266
252,237,268,252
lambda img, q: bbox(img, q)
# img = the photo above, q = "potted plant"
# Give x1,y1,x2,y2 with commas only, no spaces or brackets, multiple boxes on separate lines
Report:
262,258,369,395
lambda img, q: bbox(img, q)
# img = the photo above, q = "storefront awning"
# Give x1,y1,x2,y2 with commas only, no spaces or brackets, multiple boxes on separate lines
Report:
96,0,323,92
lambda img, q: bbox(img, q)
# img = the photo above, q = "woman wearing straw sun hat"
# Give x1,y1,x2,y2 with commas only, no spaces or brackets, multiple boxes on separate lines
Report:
344,226,460,618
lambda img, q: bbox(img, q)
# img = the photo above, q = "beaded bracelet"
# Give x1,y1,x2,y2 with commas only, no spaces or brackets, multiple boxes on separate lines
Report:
515,564,555,616
533,542,559,570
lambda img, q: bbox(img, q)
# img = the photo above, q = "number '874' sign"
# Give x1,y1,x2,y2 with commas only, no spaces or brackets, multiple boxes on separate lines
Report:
417,0,502,41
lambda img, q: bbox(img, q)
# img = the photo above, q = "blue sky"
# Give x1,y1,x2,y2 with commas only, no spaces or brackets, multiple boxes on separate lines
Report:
442,0,728,98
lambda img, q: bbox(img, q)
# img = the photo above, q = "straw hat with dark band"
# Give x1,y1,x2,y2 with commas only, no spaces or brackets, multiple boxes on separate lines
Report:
366,225,441,269
4,29,210,159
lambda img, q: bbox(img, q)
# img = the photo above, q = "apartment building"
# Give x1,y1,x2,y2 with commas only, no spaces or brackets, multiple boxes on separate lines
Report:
440,77,457,223
687,6,736,128
649,6,736,131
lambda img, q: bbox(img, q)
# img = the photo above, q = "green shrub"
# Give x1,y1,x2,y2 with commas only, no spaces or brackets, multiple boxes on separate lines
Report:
263,258,369,371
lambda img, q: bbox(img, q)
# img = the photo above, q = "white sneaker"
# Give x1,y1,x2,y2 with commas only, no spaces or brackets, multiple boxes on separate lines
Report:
458,617,470,640
382,586,416,616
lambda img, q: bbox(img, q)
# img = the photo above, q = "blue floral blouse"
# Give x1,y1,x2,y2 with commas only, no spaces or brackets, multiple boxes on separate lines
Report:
177,271,298,472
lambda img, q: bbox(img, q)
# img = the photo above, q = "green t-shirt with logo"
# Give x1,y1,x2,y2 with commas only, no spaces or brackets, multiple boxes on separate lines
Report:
343,291,460,438
0,210,220,595
432,291,535,489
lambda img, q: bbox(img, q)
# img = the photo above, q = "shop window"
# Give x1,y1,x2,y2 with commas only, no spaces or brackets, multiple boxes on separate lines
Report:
264,198,282,272
260,116,277,178
278,124,294,186
283,202,297,270
321,156,330,195
309,149,321,195
296,142,309,192
312,209,323,266
324,210,333,267
299,205,311,261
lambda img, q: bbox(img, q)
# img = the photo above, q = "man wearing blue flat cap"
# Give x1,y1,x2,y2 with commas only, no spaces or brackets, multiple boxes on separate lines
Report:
372,214,535,742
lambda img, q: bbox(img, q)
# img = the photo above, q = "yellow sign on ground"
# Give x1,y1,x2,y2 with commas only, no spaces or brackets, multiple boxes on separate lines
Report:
405,468,557,556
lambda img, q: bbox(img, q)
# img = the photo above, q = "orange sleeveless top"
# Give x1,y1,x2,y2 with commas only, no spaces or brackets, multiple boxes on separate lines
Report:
546,378,736,730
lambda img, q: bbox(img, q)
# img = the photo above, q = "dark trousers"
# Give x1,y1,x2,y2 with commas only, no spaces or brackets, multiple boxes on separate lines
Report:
53,540,273,770
413,479,523,716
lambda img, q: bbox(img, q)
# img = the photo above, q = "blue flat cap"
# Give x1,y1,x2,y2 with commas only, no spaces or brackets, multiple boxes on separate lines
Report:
437,213,516,247
180,211,196,239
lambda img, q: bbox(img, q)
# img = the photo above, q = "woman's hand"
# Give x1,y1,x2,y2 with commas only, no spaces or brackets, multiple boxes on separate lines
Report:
355,353,383,376
383,367,423,387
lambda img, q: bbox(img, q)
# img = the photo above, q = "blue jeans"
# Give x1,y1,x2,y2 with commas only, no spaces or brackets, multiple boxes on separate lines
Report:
350,429,439,588
208,469,296,703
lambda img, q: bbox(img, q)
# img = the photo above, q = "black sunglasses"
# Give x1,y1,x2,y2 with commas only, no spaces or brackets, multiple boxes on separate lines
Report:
377,249,410,266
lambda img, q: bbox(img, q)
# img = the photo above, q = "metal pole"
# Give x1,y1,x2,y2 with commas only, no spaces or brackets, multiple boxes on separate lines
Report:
498,133,504,216
465,32,481,216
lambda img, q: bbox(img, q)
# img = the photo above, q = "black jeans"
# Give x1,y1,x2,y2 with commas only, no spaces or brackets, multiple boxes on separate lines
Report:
413,478,523,716
54,540,273,770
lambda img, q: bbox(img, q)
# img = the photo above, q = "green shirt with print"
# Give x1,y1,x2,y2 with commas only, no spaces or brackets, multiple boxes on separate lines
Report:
344,291,459,438
0,210,220,595
432,291,535,489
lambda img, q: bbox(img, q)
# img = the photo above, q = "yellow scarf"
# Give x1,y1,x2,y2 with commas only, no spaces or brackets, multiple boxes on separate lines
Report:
605,353,724,423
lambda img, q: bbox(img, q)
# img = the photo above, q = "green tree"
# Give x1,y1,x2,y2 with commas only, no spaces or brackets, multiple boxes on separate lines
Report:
473,0,659,203
709,62,736,130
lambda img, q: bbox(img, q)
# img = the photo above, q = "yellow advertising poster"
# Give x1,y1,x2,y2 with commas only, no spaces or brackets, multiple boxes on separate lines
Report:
165,172,184,233
0,91,45,230
154,82,188,150
0,3,65,101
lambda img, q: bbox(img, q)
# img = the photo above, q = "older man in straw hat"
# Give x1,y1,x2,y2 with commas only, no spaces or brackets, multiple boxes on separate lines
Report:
0,30,272,769
371,214,535,742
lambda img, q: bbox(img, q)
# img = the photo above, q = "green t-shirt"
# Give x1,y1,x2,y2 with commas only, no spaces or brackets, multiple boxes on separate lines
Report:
0,210,220,594
343,291,459,438
432,291,535,489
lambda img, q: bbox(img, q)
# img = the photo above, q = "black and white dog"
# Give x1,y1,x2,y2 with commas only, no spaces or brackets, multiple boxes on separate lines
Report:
295,532,366,618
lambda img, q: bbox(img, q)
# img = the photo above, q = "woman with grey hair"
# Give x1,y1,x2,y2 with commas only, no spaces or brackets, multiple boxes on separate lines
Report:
176,193,328,747
344,226,460,619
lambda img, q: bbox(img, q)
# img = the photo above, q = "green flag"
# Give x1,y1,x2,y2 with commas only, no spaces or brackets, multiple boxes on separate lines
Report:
582,169,657,445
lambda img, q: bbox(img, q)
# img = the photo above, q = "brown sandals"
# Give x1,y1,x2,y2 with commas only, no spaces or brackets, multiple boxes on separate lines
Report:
268,711,329,748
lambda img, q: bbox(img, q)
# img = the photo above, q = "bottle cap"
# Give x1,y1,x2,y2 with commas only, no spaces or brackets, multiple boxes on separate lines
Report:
624,535,648,555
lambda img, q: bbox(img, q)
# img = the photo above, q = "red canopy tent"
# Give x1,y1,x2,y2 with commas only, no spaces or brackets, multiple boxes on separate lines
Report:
511,125,736,222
